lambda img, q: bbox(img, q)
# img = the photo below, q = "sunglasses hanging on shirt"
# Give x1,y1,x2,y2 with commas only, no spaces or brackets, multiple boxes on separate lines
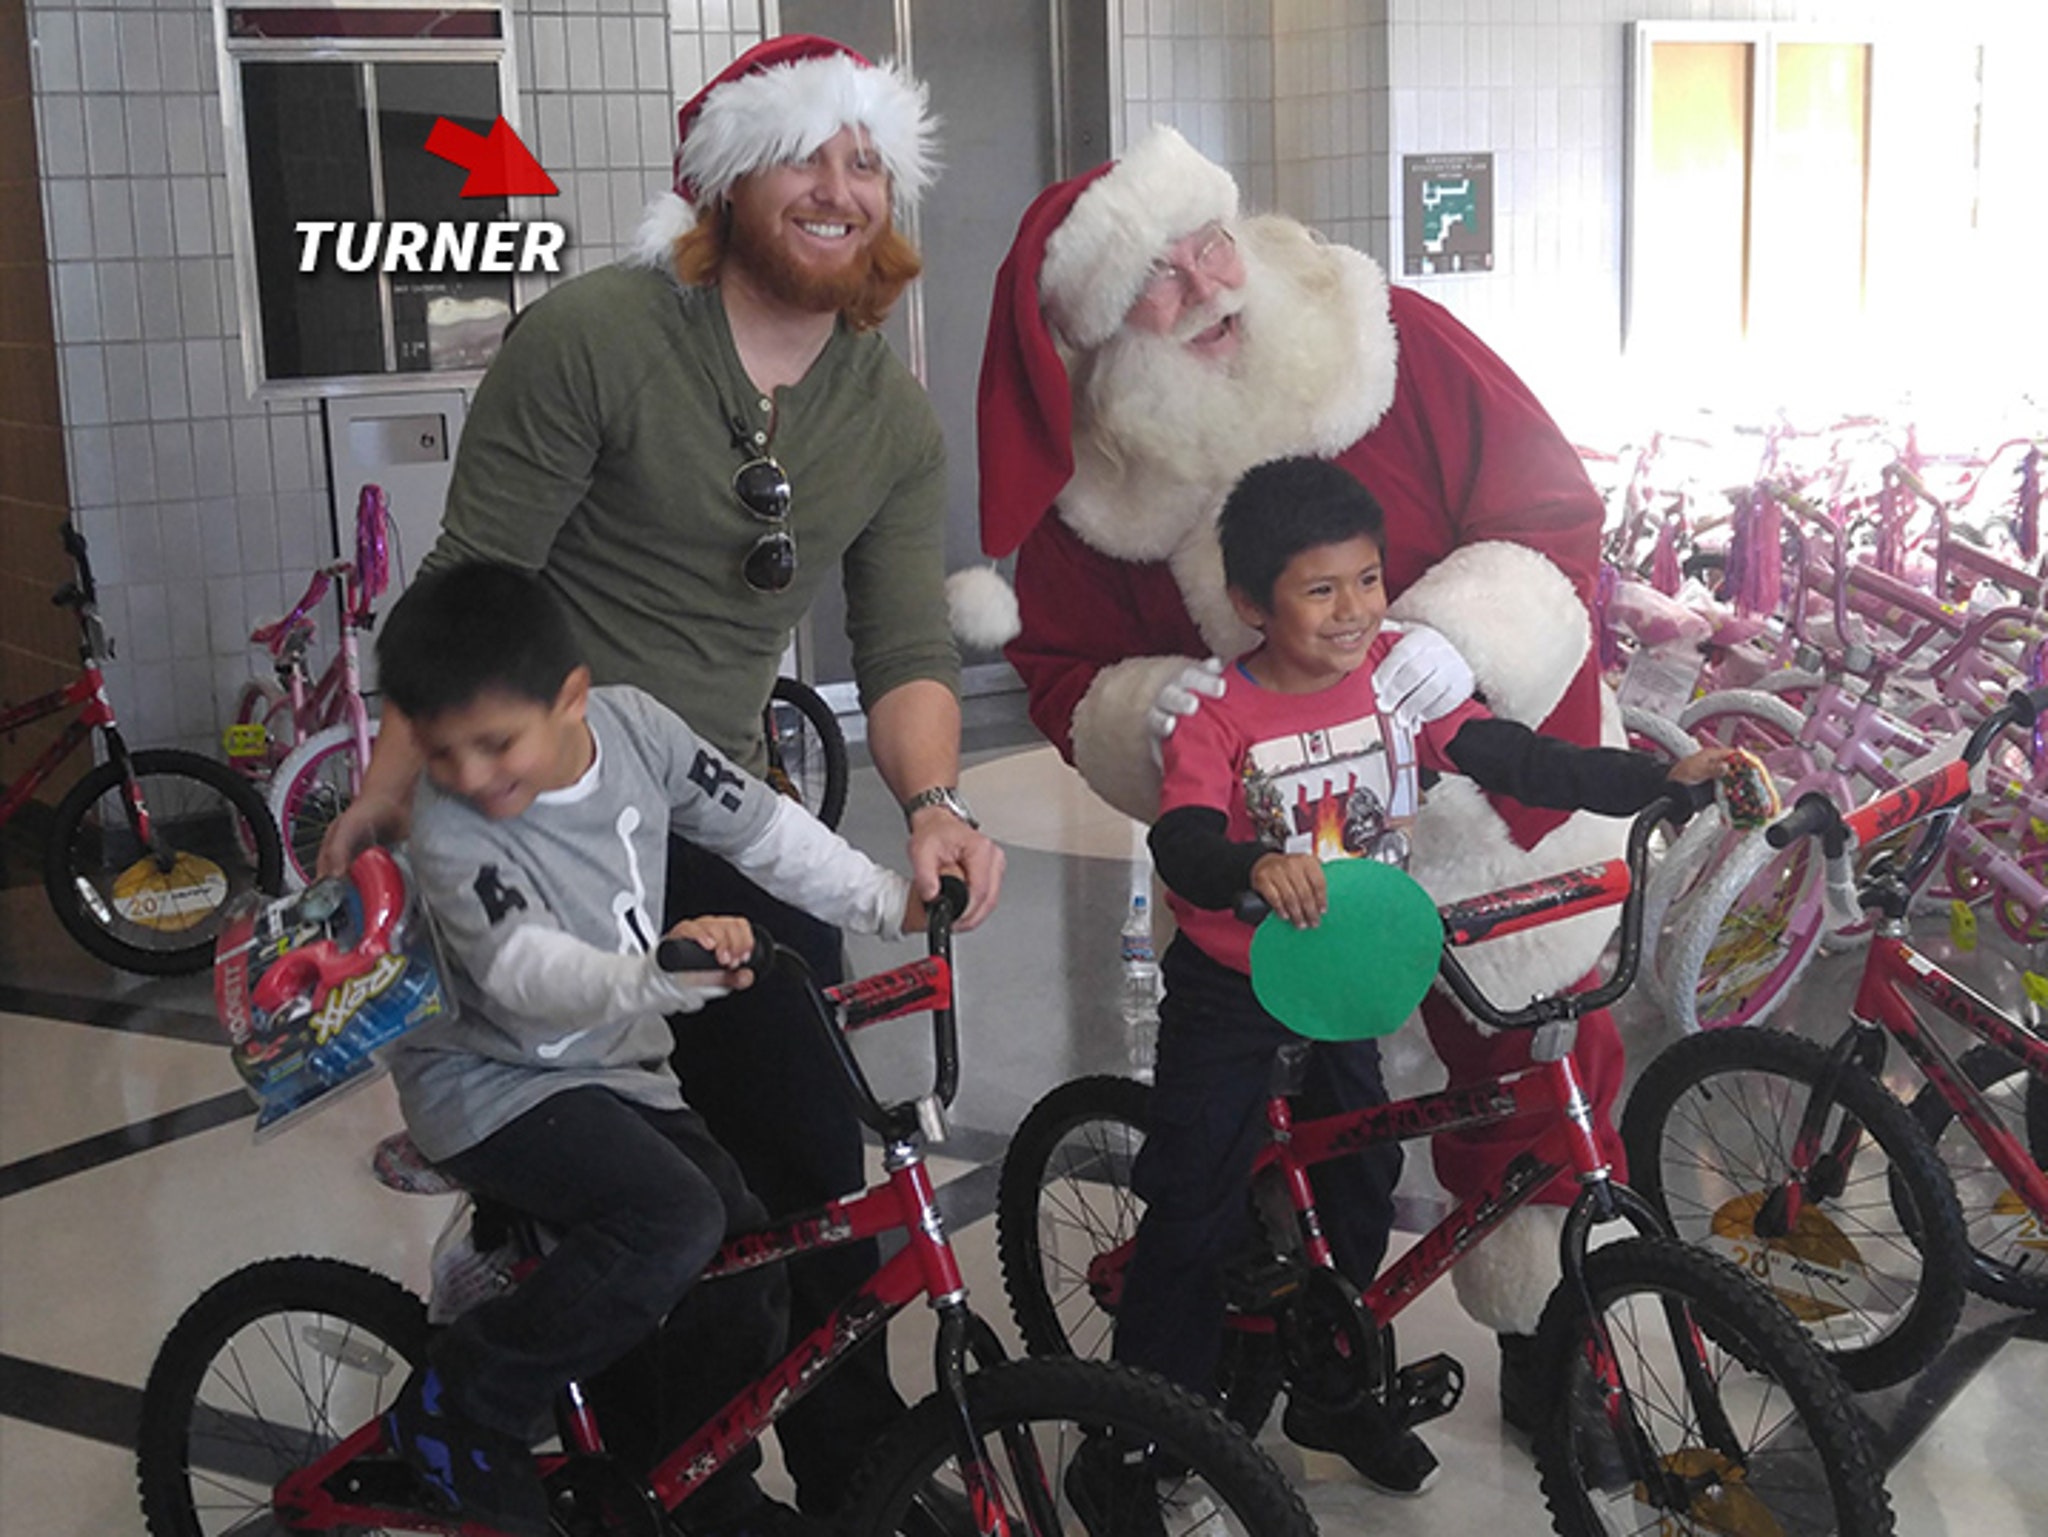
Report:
732,451,795,594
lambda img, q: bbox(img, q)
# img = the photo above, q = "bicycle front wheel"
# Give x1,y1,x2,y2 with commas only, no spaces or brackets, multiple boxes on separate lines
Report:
1656,828,1829,1032
1908,1045,2048,1309
1533,1236,1895,1537
44,748,284,974
995,1075,1285,1435
267,722,377,888
137,1256,428,1537
764,676,850,830
1621,1027,1968,1389
841,1356,1314,1537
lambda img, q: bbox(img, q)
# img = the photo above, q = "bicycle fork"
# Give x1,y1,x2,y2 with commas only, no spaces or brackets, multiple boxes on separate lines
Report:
1755,1023,1887,1239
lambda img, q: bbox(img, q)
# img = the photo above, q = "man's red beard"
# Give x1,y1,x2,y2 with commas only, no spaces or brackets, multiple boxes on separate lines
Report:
1071,219,1361,493
727,202,880,315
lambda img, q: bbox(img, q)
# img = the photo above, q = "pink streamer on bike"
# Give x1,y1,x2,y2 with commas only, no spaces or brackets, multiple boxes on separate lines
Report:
354,485,391,610
1728,488,1782,618
1651,513,1682,595
1594,561,1623,672
2017,446,2040,562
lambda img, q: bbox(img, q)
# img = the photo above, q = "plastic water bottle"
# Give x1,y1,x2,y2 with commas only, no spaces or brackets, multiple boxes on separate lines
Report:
1120,891,1161,1082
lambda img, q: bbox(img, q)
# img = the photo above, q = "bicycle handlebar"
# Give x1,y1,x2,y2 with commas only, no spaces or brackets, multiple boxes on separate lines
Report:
662,876,971,1144
1759,684,2048,918
1233,784,1701,1034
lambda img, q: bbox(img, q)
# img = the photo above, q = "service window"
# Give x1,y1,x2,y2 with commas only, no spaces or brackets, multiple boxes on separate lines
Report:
220,3,525,394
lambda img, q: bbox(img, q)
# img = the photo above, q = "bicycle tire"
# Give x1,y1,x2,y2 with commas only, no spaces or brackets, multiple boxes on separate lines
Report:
267,722,378,888
1620,1027,1969,1390
137,1256,428,1537
1531,1235,1895,1536
995,1076,1285,1435
1907,1044,2048,1310
44,748,285,975
840,1355,1314,1537
1655,827,1828,1032
765,676,850,831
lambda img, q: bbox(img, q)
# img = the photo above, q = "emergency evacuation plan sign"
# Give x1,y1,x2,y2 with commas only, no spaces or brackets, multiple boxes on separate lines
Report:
1403,153,1495,276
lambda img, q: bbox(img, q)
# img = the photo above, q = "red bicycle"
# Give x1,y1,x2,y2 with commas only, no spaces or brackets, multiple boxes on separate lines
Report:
134,880,1314,1537
999,798,1895,1535
0,524,282,973
1624,686,2048,1388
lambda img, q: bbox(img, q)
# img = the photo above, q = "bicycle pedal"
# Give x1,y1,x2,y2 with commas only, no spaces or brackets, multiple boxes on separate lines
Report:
1220,1254,1307,1314
1391,1352,1465,1428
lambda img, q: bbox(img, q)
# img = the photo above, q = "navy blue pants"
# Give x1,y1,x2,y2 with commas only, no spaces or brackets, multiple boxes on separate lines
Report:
662,837,906,1515
1112,934,1403,1398
434,1086,783,1524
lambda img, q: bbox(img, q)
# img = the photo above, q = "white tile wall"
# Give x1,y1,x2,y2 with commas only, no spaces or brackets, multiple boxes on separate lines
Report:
27,0,2042,750
28,0,679,752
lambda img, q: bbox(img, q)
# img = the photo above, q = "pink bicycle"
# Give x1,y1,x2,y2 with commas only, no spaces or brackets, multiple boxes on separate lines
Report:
240,486,392,887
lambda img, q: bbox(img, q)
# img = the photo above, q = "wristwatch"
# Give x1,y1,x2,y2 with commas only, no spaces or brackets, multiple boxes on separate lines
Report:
901,785,979,829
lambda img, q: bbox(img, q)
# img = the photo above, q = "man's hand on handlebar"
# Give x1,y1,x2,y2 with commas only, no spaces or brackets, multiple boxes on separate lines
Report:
907,812,1003,931
1251,851,1328,929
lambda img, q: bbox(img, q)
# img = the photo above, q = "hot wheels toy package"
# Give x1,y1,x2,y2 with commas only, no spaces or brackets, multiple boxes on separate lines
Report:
213,845,454,1136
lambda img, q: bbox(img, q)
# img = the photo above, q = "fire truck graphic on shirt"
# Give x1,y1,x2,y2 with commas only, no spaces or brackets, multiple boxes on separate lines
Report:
1241,710,1418,868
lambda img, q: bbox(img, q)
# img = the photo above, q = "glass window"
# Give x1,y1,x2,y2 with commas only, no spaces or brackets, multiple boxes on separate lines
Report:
224,5,522,393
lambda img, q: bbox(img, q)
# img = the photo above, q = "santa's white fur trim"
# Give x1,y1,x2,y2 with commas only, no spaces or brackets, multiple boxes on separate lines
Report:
627,190,698,269
1071,656,1192,824
1452,1204,1562,1336
680,51,937,217
1389,542,1588,729
1041,126,1239,349
945,565,1021,651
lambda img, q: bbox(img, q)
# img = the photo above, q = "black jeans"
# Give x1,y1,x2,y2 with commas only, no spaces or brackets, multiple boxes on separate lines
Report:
1112,935,1403,1398
433,1086,785,1524
663,836,906,1515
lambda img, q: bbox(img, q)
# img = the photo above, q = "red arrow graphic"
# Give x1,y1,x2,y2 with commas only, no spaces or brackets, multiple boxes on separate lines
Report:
424,116,559,198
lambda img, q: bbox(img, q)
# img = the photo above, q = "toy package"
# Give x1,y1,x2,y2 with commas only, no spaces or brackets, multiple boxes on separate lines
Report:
213,846,455,1137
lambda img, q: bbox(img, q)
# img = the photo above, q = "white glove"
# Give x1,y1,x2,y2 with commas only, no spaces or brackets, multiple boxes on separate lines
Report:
1145,657,1227,754
1373,624,1475,724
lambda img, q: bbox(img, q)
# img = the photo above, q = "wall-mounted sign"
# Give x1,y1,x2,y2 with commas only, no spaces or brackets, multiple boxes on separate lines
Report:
1403,153,1494,276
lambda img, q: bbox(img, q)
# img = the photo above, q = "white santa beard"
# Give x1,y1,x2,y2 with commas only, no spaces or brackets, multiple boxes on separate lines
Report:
1074,237,1360,497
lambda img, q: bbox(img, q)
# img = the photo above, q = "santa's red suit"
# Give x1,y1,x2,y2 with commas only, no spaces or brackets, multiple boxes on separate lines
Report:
970,127,1627,1333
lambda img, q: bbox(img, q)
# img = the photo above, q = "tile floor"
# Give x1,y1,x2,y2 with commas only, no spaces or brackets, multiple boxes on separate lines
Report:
3,719,2045,1535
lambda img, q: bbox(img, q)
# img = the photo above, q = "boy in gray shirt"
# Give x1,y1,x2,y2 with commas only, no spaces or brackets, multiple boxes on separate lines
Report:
373,563,920,1537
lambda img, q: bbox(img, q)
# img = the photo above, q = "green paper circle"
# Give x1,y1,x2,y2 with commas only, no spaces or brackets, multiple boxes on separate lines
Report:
1249,859,1442,1040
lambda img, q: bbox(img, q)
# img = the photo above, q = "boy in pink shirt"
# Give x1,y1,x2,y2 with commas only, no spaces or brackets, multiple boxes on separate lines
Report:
1130,457,1729,1496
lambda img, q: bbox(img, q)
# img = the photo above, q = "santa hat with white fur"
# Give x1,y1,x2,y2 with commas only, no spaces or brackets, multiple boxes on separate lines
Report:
975,126,1238,563
630,34,938,267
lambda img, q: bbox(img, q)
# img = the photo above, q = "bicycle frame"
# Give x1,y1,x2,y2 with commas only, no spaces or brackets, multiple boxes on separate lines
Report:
0,673,114,828
1246,854,1664,1327
1767,701,2048,1231
1848,926,2048,1221
261,918,1034,1534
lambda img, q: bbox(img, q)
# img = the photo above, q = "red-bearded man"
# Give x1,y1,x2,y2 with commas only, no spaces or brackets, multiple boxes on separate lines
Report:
962,125,1624,1431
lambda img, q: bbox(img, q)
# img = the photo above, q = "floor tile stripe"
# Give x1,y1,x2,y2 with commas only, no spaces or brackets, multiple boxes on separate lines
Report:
0,1091,255,1199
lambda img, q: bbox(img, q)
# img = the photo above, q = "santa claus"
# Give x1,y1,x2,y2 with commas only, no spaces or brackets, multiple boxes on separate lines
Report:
960,125,1626,1412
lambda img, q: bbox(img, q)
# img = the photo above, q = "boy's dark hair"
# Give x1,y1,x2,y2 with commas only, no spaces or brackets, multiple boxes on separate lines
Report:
376,563,583,719
1219,457,1387,609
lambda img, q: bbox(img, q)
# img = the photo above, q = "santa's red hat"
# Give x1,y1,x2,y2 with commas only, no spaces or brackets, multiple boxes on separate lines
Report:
976,126,1238,558
631,34,937,266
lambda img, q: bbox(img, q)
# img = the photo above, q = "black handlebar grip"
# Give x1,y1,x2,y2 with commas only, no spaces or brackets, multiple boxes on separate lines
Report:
2016,685,2048,728
1766,792,1840,850
1232,891,1270,926
932,874,970,923
656,926,772,975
